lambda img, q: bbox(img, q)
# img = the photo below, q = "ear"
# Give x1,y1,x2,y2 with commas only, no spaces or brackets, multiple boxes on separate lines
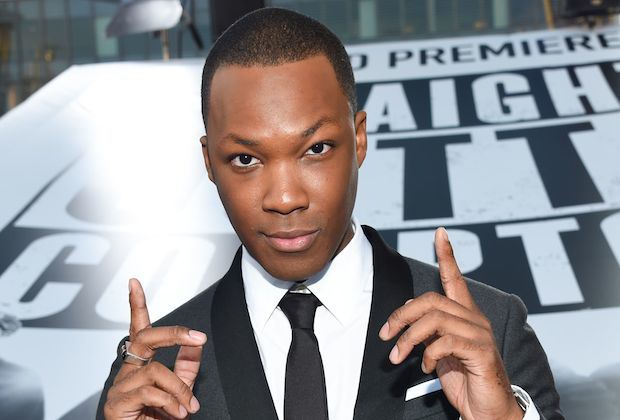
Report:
354,111,368,168
200,135,215,183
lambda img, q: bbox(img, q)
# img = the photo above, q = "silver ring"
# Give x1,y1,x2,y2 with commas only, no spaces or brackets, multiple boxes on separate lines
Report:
120,341,152,366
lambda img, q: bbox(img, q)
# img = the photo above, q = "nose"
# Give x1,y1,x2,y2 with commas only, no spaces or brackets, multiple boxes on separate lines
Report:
262,161,309,215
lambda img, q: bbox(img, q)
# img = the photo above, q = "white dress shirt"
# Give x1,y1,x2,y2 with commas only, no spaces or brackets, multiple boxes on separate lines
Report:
241,219,539,420
242,219,373,420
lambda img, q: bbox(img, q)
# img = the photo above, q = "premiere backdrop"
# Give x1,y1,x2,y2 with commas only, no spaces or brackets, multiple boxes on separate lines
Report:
1,27,620,419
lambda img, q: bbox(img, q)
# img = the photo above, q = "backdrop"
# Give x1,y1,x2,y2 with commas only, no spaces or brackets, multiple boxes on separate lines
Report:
1,26,619,419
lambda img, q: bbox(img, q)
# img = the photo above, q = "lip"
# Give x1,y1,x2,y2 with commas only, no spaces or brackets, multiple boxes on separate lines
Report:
263,229,320,253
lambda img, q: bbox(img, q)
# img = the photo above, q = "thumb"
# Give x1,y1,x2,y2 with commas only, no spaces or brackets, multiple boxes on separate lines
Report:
174,343,204,390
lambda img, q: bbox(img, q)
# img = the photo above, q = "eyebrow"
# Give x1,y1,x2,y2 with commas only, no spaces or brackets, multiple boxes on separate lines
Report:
223,135,258,147
221,116,338,146
301,116,337,138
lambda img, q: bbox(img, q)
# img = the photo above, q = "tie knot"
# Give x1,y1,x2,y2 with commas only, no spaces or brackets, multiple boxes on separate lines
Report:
279,290,322,330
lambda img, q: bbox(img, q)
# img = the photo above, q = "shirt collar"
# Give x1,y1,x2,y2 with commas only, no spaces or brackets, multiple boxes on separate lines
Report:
242,218,373,331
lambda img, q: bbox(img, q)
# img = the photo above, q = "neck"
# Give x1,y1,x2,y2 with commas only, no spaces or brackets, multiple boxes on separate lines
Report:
331,219,355,262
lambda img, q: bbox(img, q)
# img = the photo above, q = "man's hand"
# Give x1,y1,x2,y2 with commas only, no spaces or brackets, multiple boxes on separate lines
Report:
103,278,207,420
379,228,524,420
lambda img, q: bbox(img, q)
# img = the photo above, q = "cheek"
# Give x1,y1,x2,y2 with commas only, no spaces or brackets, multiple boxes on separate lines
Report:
305,154,357,215
216,176,262,230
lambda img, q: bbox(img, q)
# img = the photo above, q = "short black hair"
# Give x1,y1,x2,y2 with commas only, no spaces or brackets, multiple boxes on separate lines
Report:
200,7,357,129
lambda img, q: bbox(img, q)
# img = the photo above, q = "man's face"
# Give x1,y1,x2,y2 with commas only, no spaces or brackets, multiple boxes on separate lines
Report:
201,55,367,281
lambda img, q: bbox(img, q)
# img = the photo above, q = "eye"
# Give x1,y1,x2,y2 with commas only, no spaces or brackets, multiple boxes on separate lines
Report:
231,154,260,167
306,142,332,155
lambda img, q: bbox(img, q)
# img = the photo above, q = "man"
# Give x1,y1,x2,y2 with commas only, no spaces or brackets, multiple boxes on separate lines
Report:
97,8,562,420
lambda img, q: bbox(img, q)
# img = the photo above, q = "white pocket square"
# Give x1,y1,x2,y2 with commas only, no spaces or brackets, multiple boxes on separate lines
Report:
405,378,443,401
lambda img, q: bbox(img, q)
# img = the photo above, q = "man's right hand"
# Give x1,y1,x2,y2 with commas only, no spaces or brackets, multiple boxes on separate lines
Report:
103,278,207,419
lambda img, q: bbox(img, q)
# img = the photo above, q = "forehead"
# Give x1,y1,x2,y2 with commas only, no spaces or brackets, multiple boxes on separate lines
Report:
208,55,351,139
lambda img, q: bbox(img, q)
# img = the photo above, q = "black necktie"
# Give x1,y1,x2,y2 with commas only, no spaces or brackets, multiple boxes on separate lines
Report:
279,289,329,420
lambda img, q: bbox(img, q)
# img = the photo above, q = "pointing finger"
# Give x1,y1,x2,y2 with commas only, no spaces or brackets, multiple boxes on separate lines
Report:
129,278,151,340
435,228,476,310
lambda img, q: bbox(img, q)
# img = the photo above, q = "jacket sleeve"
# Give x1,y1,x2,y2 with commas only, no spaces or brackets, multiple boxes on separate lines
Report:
501,294,564,420
95,336,129,420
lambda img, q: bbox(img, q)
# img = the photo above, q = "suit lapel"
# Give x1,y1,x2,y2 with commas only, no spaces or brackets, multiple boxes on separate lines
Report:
211,249,279,420
354,225,439,420
210,229,438,420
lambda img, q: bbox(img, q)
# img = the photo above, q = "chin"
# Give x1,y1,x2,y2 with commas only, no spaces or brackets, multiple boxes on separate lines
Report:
261,254,327,281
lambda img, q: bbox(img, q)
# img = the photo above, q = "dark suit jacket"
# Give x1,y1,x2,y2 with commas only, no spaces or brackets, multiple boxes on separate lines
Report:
97,226,563,419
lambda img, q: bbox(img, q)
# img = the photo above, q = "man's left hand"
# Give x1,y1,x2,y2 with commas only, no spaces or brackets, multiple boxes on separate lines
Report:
379,227,524,420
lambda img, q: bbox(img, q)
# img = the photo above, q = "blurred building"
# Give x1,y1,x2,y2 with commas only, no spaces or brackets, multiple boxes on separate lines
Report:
0,0,615,116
